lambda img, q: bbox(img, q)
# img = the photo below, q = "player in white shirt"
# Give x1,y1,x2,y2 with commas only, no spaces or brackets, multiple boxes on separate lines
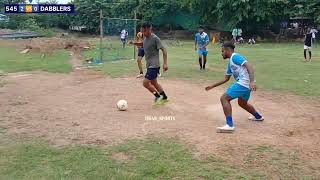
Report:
120,29,128,48
310,27,318,45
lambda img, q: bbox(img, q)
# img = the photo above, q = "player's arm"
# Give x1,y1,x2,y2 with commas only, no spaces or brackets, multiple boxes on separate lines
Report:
201,41,209,49
243,62,256,91
194,39,198,51
161,47,168,71
129,41,143,46
205,75,231,91
156,37,168,71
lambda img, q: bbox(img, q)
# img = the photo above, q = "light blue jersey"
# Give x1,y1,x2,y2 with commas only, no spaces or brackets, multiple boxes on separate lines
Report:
195,32,209,52
226,53,250,89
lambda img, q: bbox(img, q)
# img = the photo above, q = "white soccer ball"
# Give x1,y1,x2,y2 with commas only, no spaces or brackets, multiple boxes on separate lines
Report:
117,100,128,111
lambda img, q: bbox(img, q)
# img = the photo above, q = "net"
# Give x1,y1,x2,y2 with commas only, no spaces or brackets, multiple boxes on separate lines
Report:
101,18,136,62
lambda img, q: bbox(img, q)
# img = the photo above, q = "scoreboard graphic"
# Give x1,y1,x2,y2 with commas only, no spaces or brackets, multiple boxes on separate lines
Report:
5,3,75,14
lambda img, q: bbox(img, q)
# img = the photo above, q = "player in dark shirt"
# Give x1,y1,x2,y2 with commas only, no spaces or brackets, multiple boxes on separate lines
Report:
304,28,313,62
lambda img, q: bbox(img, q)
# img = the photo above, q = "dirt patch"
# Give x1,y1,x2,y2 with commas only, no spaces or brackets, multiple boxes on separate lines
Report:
26,38,92,54
0,38,93,55
110,152,131,163
0,71,319,175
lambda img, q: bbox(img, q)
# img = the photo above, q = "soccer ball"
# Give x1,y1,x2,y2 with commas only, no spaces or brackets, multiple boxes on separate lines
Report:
117,100,128,111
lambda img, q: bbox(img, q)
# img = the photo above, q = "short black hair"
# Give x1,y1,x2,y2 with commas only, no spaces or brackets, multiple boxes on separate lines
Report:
222,42,235,50
198,25,204,29
142,22,152,29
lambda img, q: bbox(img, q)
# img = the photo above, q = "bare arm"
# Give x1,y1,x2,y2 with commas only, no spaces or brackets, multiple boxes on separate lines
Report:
161,47,168,71
194,40,197,50
200,41,209,49
243,62,256,91
129,41,143,46
205,75,231,91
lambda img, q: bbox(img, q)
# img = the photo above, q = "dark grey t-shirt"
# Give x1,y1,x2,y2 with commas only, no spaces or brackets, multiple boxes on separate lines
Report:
143,34,164,68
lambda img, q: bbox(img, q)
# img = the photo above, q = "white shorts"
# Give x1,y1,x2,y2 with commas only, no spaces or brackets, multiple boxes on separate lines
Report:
304,45,312,50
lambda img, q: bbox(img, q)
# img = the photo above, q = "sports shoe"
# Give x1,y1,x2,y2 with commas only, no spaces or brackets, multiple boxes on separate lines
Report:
136,73,144,78
154,95,164,105
216,124,235,133
248,116,264,121
160,98,169,104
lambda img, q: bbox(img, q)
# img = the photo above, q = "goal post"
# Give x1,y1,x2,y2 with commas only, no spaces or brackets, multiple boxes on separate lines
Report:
99,11,139,62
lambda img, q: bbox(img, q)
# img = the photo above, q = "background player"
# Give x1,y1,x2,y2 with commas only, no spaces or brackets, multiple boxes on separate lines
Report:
135,28,145,78
195,25,209,70
120,28,128,48
304,28,313,62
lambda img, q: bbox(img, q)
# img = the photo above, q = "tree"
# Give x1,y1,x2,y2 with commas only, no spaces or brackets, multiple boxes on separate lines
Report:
69,0,117,33
113,0,198,31
288,0,320,24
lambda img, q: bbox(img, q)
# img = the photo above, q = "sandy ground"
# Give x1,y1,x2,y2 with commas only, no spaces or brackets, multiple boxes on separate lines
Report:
0,68,319,159
0,42,319,176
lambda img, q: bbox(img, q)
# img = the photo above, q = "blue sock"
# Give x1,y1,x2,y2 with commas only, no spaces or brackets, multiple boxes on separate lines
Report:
253,112,262,119
226,116,233,127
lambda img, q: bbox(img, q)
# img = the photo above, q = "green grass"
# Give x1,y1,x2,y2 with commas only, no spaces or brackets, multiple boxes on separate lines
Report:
0,47,72,73
0,137,247,180
244,145,319,179
0,135,318,180
83,40,135,62
85,40,320,96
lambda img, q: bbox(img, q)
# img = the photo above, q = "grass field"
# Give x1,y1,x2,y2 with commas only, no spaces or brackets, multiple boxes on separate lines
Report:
0,39,319,179
0,47,72,73
1,134,316,180
85,40,320,96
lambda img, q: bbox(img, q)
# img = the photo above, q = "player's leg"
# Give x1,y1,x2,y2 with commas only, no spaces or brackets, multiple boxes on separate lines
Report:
217,93,234,133
121,39,125,48
217,83,252,132
150,68,168,102
136,48,144,78
137,56,144,77
151,79,168,101
198,52,203,70
143,78,158,94
238,98,264,121
304,47,307,61
143,78,161,103
144,68,162,103
202,52,208,70
220,93,233,121
233,36,237,43
308,48,312,61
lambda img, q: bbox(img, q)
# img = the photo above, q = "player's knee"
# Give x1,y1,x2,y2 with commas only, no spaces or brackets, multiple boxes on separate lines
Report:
143,80,149,88
220,94,228,103
238,100,247,107
150,80,157,85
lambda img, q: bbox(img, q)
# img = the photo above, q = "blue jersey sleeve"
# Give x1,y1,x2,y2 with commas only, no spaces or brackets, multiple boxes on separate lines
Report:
232,54,247,66
226,63,232,75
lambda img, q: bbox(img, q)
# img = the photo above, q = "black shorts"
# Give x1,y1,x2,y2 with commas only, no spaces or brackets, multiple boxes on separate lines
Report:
145,67,160,80
138,48,145,57
121,38,126,43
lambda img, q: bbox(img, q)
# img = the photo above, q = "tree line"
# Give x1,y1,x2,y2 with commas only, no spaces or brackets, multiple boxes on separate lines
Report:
1,0,319,35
